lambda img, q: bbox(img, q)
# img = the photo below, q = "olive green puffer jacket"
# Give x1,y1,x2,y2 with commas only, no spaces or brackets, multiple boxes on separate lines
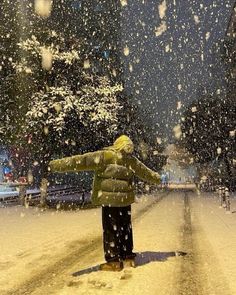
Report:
49,149,160,207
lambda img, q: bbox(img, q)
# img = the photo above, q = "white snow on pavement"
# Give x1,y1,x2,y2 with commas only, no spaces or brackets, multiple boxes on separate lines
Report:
0,190,236,294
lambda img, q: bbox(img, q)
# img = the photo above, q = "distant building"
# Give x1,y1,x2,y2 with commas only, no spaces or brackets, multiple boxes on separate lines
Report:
162,144,197,184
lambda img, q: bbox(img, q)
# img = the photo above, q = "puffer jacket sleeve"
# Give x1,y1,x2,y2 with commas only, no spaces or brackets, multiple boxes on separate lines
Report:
49,151,104,173
128,156,161,184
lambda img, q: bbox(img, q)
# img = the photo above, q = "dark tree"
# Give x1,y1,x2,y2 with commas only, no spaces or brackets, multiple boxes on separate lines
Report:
180,94,236,188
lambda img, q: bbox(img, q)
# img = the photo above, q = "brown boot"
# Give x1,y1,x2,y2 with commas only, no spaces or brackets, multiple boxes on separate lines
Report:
123,258,136,268
99,261,124,272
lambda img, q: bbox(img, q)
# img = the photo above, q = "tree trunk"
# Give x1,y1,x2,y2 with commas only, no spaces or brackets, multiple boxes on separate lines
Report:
19,184,27,206
40,177,48,207
224,155,233,190
38,157,50,208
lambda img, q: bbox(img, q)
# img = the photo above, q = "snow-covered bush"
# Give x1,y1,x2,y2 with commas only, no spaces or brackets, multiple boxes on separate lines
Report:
25,78,122,137
15,33,79,72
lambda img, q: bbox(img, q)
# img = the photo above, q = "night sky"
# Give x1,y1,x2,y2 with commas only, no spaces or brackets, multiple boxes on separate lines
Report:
121,0,235,138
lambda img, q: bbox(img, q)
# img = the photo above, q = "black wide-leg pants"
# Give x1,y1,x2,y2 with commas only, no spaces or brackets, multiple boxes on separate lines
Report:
102,205,133,262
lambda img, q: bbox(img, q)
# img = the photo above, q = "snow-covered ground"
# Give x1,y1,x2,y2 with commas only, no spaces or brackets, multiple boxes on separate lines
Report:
0,189,236,295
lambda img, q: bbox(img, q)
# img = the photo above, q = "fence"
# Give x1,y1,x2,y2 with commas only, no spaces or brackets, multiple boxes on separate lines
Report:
0,183,89,207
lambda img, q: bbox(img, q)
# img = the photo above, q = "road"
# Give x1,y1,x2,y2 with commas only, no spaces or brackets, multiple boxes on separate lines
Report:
0,189,236,295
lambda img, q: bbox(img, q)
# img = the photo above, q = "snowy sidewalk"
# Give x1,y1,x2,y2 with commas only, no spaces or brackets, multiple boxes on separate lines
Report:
189,191,236,294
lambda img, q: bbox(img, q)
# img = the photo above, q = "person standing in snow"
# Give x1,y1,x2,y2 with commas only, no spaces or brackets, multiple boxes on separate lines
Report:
49,135,160,271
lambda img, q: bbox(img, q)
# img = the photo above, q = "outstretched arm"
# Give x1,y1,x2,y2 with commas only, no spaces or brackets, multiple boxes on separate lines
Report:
129,156,161,184
49,151,104,173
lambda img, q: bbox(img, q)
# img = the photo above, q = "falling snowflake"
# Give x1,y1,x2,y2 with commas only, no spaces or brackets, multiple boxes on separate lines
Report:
155,21,167,37
123,46,130,56
158,0,167,19
120,0,128,7
34,0,53,18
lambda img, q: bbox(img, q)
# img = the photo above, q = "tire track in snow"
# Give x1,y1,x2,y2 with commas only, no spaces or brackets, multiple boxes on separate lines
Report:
177,191,203,295
4,190,169,295
177,191,231,295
